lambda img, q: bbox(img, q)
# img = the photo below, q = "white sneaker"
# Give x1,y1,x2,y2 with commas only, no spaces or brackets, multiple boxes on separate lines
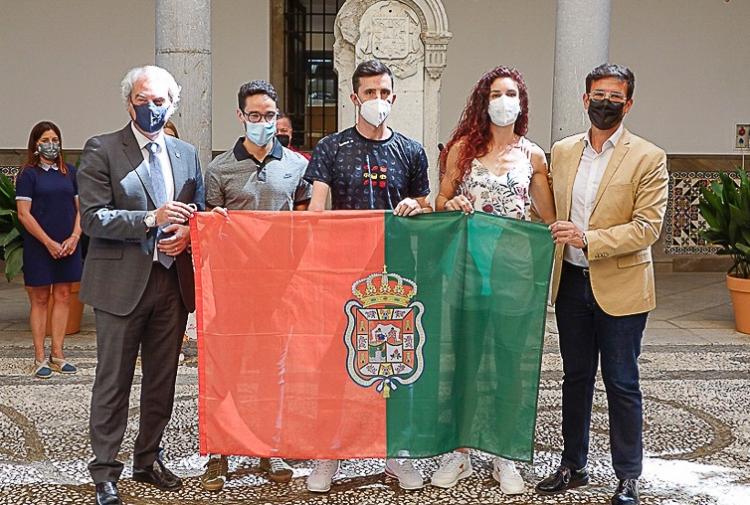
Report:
430,451,473,488
384,458,424,490
491,457,525,494
306,459,340,493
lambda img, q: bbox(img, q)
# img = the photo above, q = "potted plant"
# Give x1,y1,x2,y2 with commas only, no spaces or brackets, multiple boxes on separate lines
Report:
0,172,84,335
699,169,750,334
0,173,23,280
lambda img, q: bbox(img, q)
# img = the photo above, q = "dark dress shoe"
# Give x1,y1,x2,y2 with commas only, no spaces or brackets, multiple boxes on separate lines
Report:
95,481,121,505
132,458,183,491
535,465,590,495
611,478,639,504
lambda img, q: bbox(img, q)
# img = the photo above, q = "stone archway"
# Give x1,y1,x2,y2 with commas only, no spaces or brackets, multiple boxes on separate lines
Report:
334,0,452,196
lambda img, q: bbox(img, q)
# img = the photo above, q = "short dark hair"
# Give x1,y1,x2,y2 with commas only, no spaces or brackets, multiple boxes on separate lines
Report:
237,80,278,110
351,59,394,93
276,111,292,126
586,63,635,100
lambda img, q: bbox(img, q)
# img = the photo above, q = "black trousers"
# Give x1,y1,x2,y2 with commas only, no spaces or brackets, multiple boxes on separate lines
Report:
555,262,648,480
88,263,188,483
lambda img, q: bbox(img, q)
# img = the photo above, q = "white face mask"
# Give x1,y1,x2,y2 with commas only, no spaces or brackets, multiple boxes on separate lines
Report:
488,95,521,127
358,98,391,127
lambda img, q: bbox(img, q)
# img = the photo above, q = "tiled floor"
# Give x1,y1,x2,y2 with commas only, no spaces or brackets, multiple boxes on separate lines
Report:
0,273,748,504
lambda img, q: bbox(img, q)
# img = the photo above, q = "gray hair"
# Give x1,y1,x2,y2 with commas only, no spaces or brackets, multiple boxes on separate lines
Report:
121,65,181,109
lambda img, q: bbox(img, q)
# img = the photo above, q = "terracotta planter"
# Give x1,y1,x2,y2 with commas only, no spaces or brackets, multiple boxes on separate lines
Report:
726,275,750,335
45,282,84,336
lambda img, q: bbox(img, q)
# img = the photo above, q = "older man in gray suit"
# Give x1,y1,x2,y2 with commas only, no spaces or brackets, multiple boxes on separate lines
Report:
77,65,204,505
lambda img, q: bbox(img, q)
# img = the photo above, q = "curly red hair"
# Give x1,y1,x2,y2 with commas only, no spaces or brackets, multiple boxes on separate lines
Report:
440,66,529,184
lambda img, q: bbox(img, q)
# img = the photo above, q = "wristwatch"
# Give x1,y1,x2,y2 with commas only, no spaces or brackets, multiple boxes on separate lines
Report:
581,231,589,250
144,210,157,228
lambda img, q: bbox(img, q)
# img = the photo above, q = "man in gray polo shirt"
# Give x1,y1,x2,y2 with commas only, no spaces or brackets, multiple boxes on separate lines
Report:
205,80,311,212
201,80,311,492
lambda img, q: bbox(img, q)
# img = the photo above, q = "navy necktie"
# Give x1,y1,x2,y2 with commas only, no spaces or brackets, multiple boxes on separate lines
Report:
146,142,174,268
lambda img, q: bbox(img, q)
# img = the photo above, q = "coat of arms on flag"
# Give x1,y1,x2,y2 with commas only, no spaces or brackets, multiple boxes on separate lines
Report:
344,267,426,398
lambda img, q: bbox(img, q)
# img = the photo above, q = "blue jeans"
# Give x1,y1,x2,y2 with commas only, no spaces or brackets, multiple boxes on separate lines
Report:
555,261,647,480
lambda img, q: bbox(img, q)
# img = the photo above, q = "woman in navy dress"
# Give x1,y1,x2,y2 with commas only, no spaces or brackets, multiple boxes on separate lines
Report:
16,121,81,378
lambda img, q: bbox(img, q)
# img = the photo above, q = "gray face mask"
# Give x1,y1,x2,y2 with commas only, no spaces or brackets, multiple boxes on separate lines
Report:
37,141,60,161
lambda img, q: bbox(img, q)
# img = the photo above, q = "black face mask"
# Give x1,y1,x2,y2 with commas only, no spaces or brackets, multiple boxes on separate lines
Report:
587,98,625,130
276,134,291,147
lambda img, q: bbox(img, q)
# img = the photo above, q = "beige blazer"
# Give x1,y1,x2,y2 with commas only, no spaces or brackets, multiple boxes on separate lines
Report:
549,128,669,316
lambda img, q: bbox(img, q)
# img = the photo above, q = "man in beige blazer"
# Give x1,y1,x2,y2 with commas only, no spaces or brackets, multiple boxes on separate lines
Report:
536,64,668,505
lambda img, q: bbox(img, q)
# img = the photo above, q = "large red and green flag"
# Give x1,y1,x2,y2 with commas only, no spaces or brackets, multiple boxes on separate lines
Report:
191,211,553,462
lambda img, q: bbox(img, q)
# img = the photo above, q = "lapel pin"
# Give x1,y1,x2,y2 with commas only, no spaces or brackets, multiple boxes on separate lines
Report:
175,152,181,158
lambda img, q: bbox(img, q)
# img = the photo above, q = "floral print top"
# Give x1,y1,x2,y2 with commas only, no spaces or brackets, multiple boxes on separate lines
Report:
457,137,534,220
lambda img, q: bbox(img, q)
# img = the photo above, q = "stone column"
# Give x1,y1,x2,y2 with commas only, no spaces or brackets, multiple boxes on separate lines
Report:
423,32,452,198
156,0,212,170
551,0,611,144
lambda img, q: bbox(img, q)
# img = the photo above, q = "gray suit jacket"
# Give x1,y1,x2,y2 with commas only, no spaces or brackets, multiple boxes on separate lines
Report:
77,124,205,316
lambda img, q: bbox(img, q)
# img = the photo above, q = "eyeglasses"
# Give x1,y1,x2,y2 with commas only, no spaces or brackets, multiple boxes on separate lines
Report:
242,111,278,123
589,90,627,104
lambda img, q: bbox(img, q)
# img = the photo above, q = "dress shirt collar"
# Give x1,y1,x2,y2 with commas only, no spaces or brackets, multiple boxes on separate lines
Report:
38,162,59,171
584,122,625,153
130,121,167,153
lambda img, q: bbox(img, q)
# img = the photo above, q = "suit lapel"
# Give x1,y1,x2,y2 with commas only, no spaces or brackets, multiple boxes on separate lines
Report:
590,129,631,215
166,136,186,200
562,137,586,220
122,125,159,208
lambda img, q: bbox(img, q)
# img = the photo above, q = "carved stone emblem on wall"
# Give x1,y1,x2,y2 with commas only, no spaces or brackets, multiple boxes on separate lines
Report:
355,1,424,79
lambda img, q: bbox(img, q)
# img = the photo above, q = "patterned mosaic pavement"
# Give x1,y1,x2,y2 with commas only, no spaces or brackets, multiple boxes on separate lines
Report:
1,273,749,504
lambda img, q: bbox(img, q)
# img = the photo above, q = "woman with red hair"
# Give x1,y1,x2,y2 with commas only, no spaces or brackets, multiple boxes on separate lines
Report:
16,121,81,379
431,67,555,493
437,66,554,220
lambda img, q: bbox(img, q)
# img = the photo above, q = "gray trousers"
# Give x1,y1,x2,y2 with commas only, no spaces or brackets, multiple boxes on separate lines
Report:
88,263,188,483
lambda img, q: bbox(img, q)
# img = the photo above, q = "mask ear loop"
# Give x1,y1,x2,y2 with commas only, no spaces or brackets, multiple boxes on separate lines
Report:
355,96,363,125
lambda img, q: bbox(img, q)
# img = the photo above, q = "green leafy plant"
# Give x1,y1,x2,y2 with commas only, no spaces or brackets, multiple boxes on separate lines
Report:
0,173,24,281
699,169,750,279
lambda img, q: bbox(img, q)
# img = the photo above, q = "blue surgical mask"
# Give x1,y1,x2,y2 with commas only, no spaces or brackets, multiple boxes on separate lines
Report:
132,100,169,133
245,120,277,147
